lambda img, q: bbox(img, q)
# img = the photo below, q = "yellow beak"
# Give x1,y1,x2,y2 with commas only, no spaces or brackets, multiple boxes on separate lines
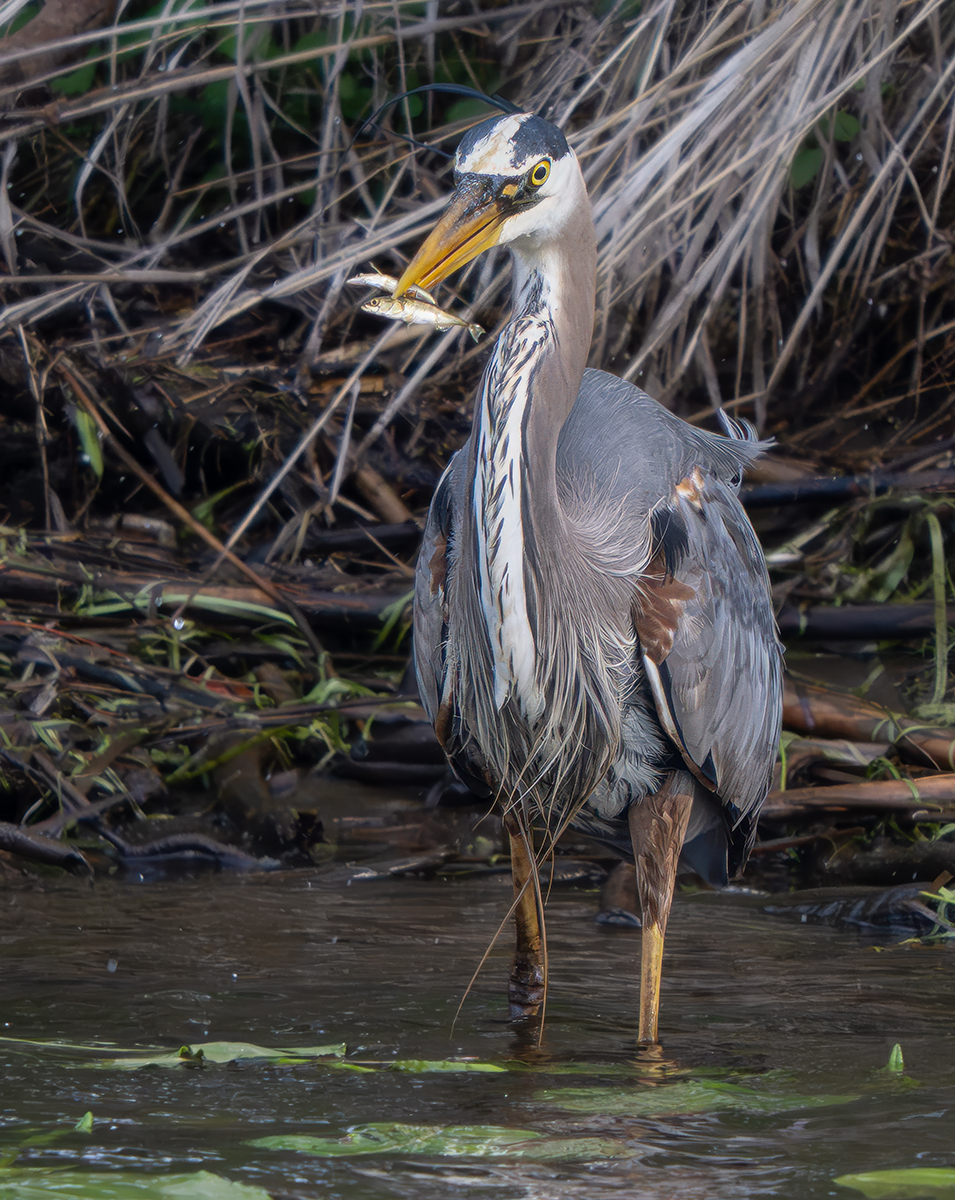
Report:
395,176,510,297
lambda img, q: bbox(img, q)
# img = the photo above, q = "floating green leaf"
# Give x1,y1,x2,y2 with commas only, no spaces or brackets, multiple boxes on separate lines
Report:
92,1041,347,1069
386,1059,507,1074
0,1169,270,1199
536,1078,859,1116
251,1123,627,1160
0,1037,345,1070
834,1168,955,1199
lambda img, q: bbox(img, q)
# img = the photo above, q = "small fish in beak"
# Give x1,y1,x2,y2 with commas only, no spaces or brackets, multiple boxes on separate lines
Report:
347,272,437,305
360,295,484,343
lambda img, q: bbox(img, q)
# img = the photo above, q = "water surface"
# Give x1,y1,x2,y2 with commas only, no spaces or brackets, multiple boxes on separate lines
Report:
1,865,952,1198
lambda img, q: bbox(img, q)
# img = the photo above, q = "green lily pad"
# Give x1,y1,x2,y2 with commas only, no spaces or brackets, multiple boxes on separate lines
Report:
536,1078,859,1116
251,1123,626,1160
834,1168,955,1199
0,1168,270,1199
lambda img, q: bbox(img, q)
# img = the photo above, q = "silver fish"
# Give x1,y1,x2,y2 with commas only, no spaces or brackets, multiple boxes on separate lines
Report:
347,272,436,305
361,295,484,343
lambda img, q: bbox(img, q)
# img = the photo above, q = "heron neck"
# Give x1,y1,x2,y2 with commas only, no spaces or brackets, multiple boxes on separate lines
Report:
513,228,596,406
463,208,597,718
507,214,597,510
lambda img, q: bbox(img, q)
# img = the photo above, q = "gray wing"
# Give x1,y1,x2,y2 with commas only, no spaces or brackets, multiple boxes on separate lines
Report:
561,370,782,844
413,446,495,800
642,475,783,818
412,451,459,725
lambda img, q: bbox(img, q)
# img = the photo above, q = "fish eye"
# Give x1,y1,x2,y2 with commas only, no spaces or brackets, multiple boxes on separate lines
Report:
528,159,551,188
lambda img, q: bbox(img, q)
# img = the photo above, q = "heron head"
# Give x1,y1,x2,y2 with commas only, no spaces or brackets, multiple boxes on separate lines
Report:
394,112,586,296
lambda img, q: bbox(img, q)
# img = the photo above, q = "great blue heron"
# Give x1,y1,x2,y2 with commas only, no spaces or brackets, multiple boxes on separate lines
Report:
395,112,782,1046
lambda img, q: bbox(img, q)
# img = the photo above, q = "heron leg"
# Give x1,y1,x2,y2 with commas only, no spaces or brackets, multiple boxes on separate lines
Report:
628,771,694,1047
504,812,545,1018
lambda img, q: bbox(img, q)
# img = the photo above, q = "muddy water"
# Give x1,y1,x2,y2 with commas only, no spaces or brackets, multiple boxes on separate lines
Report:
1,863,953,1199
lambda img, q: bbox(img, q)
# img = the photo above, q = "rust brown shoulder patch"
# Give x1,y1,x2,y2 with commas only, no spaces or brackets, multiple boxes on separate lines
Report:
428,532,448,596
673,466,705,510
634,556,695,665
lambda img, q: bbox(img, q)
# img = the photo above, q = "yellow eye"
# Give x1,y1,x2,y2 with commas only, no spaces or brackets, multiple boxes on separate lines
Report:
529,159,550,188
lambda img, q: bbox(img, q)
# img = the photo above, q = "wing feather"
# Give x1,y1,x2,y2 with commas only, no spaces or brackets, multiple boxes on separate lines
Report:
650,478,782,825
413,453,457,725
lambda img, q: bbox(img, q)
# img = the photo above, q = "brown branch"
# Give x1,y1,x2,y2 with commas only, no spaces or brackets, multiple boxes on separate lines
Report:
763,774,955,819
784,678,955,771
0,820,91,873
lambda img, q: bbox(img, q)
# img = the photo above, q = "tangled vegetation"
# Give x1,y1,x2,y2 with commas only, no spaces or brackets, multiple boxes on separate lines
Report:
0,0,954,893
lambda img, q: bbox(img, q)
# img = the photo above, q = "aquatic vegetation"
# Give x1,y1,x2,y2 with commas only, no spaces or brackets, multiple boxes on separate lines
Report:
250,1123,628,1160
0,1169,271,1199
835,1168,955,1200
535,1077,861,1117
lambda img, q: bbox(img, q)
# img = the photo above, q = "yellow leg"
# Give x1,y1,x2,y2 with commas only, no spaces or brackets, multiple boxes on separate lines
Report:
628,772,694,1047
505,813,545,1017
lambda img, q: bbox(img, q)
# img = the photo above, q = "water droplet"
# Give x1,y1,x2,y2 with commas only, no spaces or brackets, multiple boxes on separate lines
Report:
867,297,873,305
107,959,117,973
173,616,185,630
856,152,863,161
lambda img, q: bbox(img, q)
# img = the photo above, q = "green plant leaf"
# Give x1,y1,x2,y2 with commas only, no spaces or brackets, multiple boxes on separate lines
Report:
885,1044,905,1073
446,98,496,123
251,1123,627,1160
791,147,824,188
92,1041,347,1068
0,1036,345,1070
72,410,103,478
0,3,40,38
834,1168,955,1199
536,1079,860,1116
51,60,96,97
300,676,372,705
0,1169,271,1199
372,591,413,652
833,110,861,141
